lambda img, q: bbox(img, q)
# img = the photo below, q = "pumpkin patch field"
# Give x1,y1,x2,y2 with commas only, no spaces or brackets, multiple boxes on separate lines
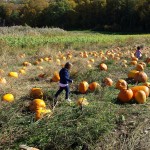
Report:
0,26,150,150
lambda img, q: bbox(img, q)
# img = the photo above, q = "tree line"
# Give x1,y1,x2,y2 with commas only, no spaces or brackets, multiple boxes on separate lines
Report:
0,0,149,32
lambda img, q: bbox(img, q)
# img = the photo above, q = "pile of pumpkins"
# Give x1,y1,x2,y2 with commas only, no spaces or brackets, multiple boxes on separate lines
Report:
29,88,52,120
116,79,149,104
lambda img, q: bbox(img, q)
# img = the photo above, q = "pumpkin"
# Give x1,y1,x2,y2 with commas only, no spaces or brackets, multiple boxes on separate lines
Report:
44,57,49,61
128,70,139,79
89,59,95,63
139,62,146,67
34,61,40,65
115,79,127,90
134,71,148,83
8,72,18,78
38,58,44,62
29,99,46,112
118,88,133,103
77,98,89,106
35,108,52,120
130,86,149,97
104,78,113,86
19,69,26,75
79,81,89,94
130,61,137,65
136,64,144,71
0,77,7,84
0,69,4,74
142,82,150,88
30,88,43,99
23,61,32,66
132,57,138,61
100,63,107,71
89,82,100,91
2,94,14,102
37,66,43,70
135,90,146,104
51,72,60,82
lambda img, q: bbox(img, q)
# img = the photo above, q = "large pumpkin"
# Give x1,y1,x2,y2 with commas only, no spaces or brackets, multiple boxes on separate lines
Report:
79,81,89,94
2,94,14,102
29,99,46,112
134,71,148,83
30,88,43,99
99,63,107,71
51,72,60,82
130,86,149,97
115,79,127,90
118,88,133,103
89,82,100,91
128,70,139,79
135,90,146,104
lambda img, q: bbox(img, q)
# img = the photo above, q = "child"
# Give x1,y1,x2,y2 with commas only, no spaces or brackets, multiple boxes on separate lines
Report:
134,45,143,59
54,62,73,102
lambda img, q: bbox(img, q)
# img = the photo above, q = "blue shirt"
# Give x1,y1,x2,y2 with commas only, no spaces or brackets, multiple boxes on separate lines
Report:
59,68,72,84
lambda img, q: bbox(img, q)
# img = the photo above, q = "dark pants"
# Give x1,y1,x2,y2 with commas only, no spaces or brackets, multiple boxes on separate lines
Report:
55,86,70,99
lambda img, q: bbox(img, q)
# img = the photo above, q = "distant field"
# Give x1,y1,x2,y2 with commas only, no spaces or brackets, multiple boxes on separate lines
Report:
0,27,150,48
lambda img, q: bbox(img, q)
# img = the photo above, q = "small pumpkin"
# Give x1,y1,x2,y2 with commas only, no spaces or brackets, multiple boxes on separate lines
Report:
77,98,89,106
100,63,107,71
30,88,43,99
79,81,89,94
135,90,146,104
118,88,133,103
89,82,100,91
115,79,127,90
0,77,7,84
104,78,113,86
136,64,144,71
2,93,14,102
35,108,52,120
8,72,18,78
19,69,26,75
51,72,60,82
130,61,137,65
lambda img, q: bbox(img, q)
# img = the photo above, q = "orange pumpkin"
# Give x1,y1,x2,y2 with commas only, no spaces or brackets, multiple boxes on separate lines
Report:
89,82,100,91
99,63,107,71
130,61,137,65
79,81,89,94
115,79,127,90
128,70,139,79
130,86,149,97
134,71,148,83
142,82,150,88
29,99,46,112
118,88,133,103
104,78,113,86
51,72,60,82
136,64,144,71
30,88,43,99
139,62,146,67
135,90,146,104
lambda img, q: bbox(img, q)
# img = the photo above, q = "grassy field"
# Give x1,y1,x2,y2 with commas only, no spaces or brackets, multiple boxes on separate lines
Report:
0,26,150,150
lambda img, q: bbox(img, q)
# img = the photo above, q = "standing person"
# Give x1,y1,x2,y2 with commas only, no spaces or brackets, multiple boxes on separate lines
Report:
134,45,143,59
54,62,73,103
